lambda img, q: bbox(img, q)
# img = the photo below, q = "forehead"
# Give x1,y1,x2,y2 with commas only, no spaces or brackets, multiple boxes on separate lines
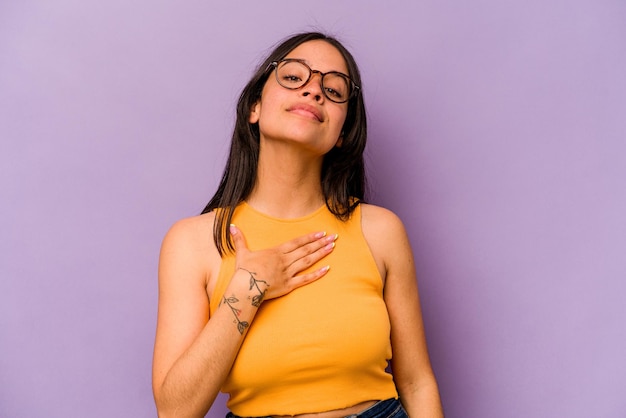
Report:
284,40,349,74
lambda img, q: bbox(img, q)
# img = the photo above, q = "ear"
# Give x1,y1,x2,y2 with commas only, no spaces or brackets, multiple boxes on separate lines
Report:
335,131,344,147
249,101,260,124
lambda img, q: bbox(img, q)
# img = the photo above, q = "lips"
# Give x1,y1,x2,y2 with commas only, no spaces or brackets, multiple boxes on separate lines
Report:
287,104,323,122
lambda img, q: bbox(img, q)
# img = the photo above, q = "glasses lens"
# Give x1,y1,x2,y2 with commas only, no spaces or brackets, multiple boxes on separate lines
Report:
276,61,309,89
323,73,350,103
275,60,352,103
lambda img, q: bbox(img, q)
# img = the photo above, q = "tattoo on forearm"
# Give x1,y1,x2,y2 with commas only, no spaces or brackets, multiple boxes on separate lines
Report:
220,269,269,334
240,268,269,307
222,295,249,335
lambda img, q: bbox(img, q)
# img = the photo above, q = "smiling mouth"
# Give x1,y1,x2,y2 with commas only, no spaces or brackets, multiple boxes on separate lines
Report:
288,106,323,122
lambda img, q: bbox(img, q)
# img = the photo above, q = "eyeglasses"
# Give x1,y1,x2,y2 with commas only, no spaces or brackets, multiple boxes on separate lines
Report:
268,59,360,104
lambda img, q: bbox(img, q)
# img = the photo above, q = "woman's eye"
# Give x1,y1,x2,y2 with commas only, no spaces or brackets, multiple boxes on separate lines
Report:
325,87,343,99
282,74,302,83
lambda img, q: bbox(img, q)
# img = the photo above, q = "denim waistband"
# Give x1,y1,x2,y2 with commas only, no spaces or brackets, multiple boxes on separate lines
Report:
346,398,406,418
226,398,407,418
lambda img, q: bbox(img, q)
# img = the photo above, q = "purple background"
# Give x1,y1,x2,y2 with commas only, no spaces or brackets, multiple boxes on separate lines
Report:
1,1,625,417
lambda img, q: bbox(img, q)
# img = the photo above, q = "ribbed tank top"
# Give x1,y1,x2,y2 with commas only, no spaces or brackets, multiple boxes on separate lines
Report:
210,202,398,416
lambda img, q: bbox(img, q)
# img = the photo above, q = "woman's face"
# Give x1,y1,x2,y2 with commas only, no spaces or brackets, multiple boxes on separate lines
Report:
249,40,349,156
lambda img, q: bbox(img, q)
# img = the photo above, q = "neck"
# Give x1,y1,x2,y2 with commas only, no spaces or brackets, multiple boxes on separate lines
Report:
247,142,326,219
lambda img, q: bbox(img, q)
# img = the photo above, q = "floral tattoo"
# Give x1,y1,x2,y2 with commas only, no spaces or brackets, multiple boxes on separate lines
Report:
222,295,249,335
240,268,269,307
221,269,270,334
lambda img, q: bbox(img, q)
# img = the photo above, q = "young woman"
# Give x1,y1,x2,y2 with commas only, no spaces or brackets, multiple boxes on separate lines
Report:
152,32,443,418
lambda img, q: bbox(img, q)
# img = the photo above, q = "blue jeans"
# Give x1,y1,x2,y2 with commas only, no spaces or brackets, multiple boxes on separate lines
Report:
346,398,408,418
226,398,408,418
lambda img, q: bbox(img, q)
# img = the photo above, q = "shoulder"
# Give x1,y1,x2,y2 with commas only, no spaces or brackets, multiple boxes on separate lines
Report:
162,211,216,251
160,211,221,285
359,203,407,240
359,203,412,278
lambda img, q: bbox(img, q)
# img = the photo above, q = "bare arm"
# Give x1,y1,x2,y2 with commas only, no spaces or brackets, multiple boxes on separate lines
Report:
362,205,444,418
152,218,337,417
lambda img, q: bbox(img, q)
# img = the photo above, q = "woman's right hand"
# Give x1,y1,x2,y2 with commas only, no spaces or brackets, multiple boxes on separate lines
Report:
229,224,337,301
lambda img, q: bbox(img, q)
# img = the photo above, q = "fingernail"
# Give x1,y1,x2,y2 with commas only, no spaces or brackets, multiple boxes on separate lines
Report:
229,224,238,235
315,231,327,239
322,265,330,272
325,242,335,251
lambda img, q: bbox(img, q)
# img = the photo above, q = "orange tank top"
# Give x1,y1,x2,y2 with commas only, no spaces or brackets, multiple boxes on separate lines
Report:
210,202,398,416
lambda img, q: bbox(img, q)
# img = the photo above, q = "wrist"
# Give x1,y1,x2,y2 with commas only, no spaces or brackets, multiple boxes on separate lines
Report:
220,268,268,335
236,267,269,307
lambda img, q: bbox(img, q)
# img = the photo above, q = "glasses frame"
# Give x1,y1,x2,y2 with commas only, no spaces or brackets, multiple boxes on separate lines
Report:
268,59,360,104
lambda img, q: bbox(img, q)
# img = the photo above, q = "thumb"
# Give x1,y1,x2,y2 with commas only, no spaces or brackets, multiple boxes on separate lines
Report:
230,224,248,253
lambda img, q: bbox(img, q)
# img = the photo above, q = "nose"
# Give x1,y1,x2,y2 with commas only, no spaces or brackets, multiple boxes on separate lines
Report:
301,71,324,102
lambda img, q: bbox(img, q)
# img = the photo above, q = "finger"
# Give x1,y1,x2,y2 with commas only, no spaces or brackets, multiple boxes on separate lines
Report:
285,233,337,266
230,224,249,253
280,231,329,254
291,265,331,289
286,238,337,275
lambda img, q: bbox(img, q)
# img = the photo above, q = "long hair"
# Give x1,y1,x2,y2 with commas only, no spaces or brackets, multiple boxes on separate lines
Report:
202,32,368,256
